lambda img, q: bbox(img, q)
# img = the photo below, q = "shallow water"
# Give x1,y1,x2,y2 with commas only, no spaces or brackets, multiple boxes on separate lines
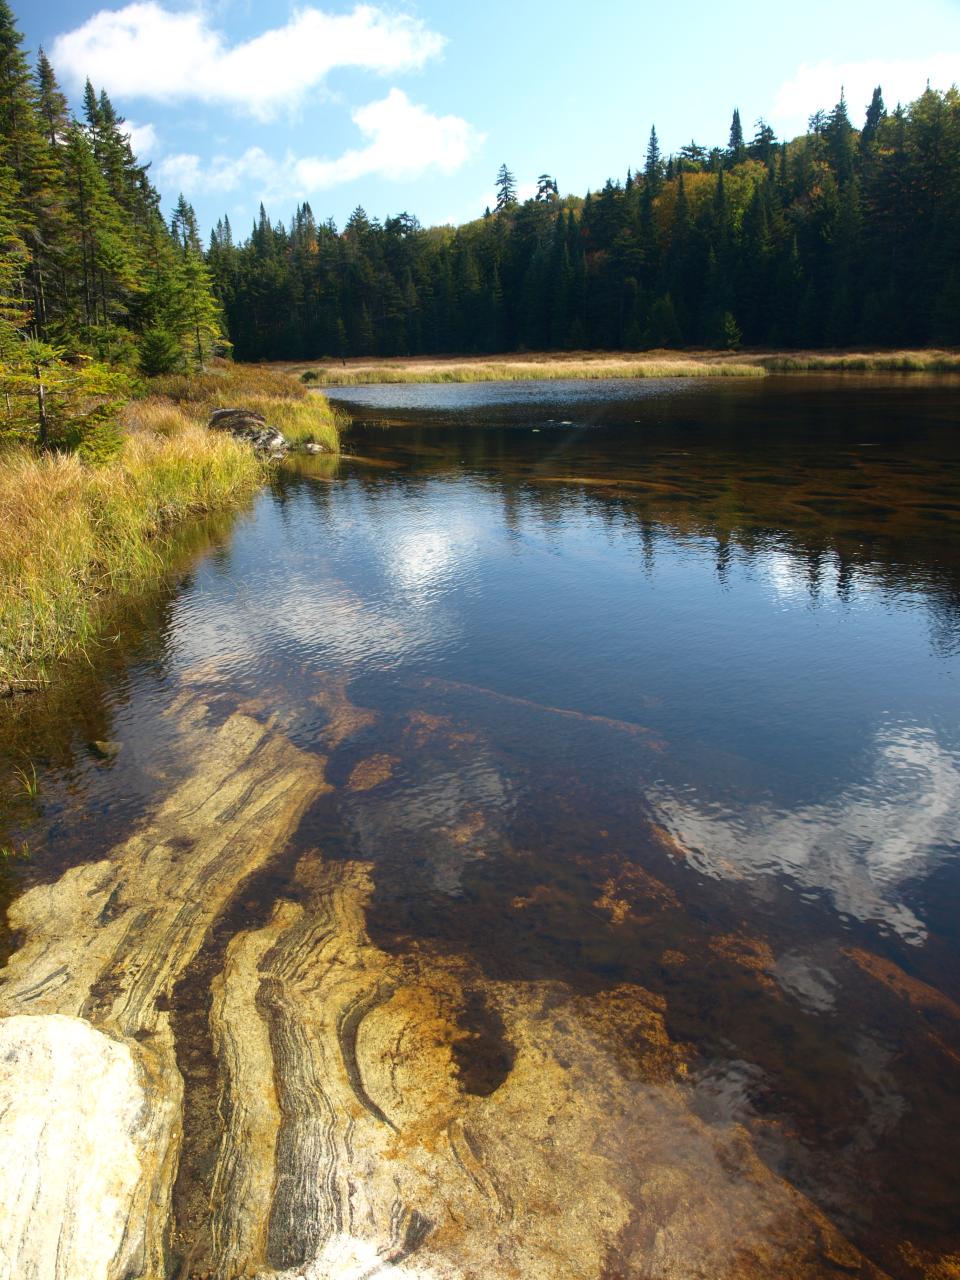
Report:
2,373,959,1278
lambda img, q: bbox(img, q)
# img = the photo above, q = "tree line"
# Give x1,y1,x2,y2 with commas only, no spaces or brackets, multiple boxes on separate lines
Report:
2,0,958,422
212,88,960,359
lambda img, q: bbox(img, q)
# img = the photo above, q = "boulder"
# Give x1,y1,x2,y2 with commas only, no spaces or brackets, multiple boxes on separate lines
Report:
208,407,287,456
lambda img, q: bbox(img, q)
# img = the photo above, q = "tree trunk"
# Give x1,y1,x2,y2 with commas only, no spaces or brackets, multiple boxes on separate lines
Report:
34,363,48,449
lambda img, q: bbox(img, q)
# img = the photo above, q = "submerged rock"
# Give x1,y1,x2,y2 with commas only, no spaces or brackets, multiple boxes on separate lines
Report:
208,407,288,456
0,683,889,1280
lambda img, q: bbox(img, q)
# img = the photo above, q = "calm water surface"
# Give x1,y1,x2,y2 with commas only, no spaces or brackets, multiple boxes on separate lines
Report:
2,373,959,1275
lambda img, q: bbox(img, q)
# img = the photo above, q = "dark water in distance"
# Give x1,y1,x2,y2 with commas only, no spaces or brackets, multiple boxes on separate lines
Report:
2,373,959,1273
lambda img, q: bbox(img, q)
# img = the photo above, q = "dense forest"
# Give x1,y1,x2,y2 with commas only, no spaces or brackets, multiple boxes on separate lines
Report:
1,0,958,391
215,90,960,359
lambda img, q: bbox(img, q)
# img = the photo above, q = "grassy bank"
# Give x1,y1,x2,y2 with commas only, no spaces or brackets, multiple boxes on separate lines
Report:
290,348,960,385
301,358,765,386
0,364,344,689
137,362,346,450
753,351,960,373
0,427,263,688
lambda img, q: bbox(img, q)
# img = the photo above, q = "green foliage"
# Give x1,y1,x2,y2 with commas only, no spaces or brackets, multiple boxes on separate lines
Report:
139,325,184,375
0,11,224,408
0,340,130,455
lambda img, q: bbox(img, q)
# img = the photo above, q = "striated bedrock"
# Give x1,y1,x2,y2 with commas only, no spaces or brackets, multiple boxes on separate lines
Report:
206,856,888,1280
0,689,328,1280
0,682,891,1280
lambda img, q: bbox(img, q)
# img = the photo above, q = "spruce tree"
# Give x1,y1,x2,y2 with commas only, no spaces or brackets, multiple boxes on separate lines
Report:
727,109,745,165
644,126,662,192
861,86,886,147
36,49,68,147
495,164,517,213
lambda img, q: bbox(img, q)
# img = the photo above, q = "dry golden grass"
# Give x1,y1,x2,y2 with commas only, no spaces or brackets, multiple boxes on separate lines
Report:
289,348,960,384
0,425,263,686
755,351,960,372
142,362,344,450
0,363,345,685
300,359,765,386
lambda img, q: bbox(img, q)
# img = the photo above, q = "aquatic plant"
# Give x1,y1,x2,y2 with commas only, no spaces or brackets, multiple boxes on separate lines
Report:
0,841,31,861
12,762,37,799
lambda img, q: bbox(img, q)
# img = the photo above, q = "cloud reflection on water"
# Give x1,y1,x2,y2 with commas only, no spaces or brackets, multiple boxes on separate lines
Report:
652,721,960,943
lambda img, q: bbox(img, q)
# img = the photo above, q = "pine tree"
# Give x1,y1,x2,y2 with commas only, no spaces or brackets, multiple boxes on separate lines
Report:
495,164,517,213
861,86,886,148
0,0,69,338
826,89,855,185
727,109,745,165
36,49,68,147
644,126,662,193
170,193,222,368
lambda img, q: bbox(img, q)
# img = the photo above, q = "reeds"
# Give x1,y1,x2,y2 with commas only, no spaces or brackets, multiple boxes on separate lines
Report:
301,360,767,386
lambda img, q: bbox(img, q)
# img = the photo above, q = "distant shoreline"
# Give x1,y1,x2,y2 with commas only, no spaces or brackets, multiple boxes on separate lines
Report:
276,349,960,386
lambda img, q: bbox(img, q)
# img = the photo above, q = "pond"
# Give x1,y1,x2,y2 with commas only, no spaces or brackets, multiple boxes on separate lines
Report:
1,374,958,1280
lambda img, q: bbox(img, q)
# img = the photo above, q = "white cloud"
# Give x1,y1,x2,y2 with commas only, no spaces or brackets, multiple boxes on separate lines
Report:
51,2,446,119
771,54,960,138
125,120,157,156
157,89,482,201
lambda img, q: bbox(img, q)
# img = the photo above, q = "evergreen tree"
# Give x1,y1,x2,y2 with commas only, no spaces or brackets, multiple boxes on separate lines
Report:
36,49,68,147
495,164,517,213
861,86,886,148
644,126,663,192
727,109,745,165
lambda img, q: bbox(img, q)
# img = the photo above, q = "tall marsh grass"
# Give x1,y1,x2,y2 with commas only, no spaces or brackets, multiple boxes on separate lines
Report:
301,360,766,386
0,426,262,685
0,364,344,686
755,351,960,373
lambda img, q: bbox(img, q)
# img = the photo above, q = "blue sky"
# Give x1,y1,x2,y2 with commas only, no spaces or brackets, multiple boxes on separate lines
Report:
18,0,960,238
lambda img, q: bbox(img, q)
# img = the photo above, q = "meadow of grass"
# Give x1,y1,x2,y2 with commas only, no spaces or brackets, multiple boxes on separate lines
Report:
0,363,343,689
294,348,960,384
301,359,766,386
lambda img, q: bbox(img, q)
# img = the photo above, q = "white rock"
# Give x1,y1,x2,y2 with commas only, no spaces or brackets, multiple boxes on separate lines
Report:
0,1014,148,1280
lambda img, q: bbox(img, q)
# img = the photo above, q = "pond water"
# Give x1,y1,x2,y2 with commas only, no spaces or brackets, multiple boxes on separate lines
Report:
1,374,959,1279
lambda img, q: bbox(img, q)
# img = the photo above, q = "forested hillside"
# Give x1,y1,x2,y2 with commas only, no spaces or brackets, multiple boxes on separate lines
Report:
213,90,960,360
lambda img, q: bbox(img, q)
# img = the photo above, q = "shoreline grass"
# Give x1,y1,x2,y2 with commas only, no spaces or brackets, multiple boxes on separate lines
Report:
0,427,264,688
301,359,766,386
146,362,344,451
292,348,960,385
0,362,344,690
753,351,960,373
